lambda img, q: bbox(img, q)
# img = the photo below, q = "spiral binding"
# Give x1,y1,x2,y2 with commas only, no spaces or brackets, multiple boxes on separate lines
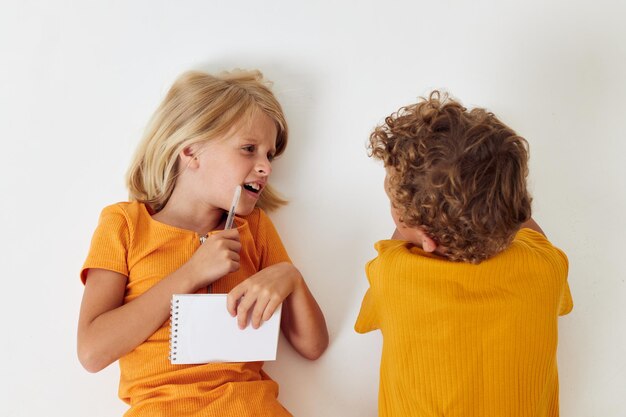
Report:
168,296,180,363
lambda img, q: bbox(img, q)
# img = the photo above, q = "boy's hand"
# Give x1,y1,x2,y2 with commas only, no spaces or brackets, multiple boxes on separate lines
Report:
187,229,241,288
226,262,297,329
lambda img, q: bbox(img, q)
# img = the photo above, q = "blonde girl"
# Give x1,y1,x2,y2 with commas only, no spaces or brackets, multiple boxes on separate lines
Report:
77,70,329,417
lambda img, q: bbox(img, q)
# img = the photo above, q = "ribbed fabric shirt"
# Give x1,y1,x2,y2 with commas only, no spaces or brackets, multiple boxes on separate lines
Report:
355,228,573,417
81,202,292,417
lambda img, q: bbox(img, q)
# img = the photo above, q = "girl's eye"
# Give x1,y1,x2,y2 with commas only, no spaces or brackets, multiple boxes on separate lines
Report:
267,153,275,162
242,145,255,153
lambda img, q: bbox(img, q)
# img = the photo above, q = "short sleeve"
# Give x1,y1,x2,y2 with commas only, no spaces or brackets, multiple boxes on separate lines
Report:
559,281,573,316
555,250,573,316
255,209,291,269
80,204,131,284
518,228,573,316
355,290,380,333
354,259,380,333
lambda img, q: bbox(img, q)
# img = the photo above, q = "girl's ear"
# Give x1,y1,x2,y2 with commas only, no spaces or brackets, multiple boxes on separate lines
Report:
180,146,199,169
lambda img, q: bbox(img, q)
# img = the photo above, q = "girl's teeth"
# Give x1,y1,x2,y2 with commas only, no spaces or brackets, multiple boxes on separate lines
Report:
244,183,260,192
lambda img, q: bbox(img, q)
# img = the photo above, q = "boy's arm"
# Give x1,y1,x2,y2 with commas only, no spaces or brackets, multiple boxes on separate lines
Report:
520,217,545,237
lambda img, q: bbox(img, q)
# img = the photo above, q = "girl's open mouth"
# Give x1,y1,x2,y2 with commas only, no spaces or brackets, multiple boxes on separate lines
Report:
243,182,262,194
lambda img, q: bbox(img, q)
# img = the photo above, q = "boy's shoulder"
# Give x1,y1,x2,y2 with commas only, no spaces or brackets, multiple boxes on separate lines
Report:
513,228,565,253
372,239,443,264
374,239,414,254
373,228,567,268
514,227,555,246
511,227,568,266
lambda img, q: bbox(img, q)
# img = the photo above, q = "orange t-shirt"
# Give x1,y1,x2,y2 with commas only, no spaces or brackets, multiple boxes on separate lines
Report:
81,202,292,417
355,228,573,417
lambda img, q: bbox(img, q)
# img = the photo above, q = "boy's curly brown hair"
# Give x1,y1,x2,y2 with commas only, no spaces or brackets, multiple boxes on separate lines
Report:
370,91,532,263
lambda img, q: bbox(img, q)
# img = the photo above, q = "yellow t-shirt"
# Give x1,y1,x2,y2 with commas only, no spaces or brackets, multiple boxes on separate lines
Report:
81,202,292,417
355,228,573,417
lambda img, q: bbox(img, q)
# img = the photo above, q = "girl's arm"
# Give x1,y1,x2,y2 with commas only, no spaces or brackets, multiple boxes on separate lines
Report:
278,264,329,360
227,262,329,360
78,266,195,372
77,230,241,372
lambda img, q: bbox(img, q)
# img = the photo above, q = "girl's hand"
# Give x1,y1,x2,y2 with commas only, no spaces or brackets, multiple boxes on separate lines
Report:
186,229,241,289
226,262,298,329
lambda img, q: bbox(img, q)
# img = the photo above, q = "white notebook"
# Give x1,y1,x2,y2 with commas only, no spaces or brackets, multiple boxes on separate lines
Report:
169,294,282,365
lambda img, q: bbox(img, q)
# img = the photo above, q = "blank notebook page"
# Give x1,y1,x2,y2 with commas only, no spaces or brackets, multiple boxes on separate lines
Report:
170,294,282,365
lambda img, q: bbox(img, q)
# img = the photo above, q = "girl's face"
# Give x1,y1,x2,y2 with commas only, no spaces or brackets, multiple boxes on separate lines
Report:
190,110,278,216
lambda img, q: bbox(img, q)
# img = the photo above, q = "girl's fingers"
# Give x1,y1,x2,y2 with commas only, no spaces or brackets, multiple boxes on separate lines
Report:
226,239,242,252
250,297,271,329
227,285,246,316
226,269,291,328
236,295,257,329
213,237,240,253
206,230,240,248
262,297,282,322
229,251,240,263
217,228,240,241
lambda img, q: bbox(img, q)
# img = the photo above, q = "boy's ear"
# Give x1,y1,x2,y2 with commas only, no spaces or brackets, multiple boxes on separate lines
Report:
400,226,438,253
420,234,438,253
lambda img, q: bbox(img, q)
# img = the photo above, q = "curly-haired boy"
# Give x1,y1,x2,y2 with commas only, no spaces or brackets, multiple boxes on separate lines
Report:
355,92,573,417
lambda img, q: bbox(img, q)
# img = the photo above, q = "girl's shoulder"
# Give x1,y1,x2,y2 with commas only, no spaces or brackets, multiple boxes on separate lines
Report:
241,206,276,226
240,207,269,237
97,201,150,231
100,201,147,216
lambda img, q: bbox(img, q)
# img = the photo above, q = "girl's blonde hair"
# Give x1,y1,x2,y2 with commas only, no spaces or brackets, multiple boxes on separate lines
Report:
126,69,288,213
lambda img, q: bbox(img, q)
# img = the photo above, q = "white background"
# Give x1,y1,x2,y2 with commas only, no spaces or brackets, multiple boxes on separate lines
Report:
1,1,625,416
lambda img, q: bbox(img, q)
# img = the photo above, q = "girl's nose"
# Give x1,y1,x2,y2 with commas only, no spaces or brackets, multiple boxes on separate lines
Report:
256,157,272,176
